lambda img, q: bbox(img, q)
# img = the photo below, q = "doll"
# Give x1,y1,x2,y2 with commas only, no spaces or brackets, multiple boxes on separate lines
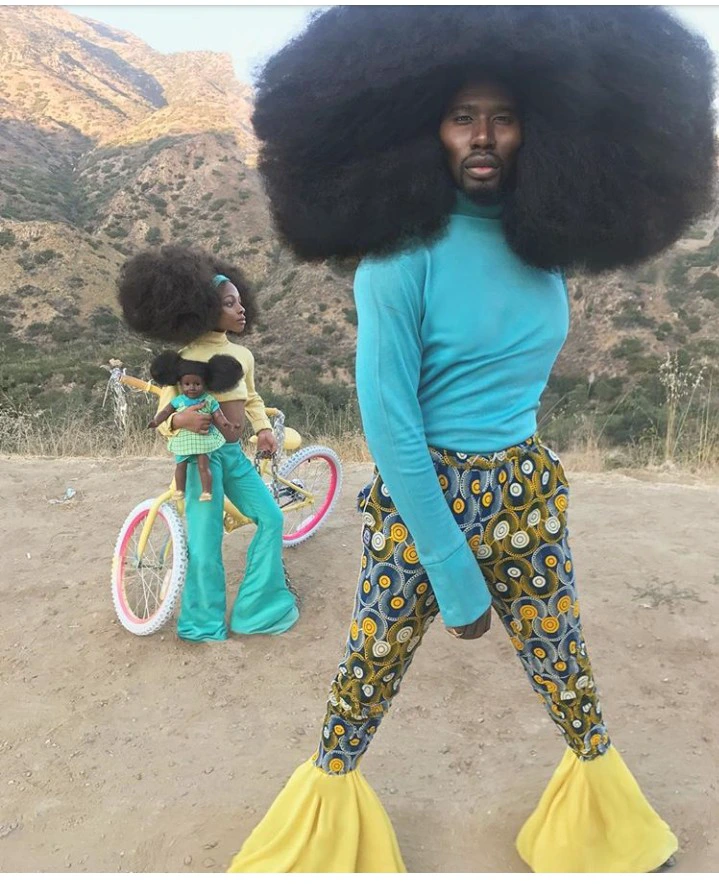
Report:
148,350,244,502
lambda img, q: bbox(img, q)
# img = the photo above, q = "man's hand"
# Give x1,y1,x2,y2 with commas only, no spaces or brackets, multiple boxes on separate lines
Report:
446,607,492,640
256,428,278,455
172,402,211,434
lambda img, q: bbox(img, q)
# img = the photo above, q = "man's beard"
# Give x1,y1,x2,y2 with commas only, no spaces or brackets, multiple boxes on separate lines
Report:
464,168,515,206
466,188,503,206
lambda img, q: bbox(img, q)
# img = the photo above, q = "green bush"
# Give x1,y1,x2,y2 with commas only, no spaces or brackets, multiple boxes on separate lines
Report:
693,272,719,302
611,337,644,360
146,194,168,213
145,226,162,244
0,230,17,249
105,225,128,239
655,321,673,341
35,249,58,265
684,315,701,333
612,302,654,329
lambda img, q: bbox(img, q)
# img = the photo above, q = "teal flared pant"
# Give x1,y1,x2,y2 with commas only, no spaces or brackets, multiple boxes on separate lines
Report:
178,443,299,642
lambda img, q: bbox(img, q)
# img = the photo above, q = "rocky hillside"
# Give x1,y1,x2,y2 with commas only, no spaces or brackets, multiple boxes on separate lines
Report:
0,5,717,451
0,5,357,428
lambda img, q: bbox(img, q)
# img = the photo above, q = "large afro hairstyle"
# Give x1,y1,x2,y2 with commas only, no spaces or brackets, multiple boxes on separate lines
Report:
252,5,717,273
117,244,257,345
149,351,244,392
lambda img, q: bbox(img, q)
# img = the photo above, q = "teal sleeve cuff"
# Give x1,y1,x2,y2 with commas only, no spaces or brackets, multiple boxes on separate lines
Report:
423,542,493,628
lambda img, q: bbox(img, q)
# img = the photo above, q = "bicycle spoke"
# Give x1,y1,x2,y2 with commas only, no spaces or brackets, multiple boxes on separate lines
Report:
280,456,332,535
123,515,174,622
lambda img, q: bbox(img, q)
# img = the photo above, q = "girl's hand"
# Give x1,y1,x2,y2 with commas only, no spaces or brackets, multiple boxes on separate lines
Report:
173,403,211,434
255,428,277,455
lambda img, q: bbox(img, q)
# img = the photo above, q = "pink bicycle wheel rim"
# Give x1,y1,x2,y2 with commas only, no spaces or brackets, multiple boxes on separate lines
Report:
116,506,171,625
282,454,339,542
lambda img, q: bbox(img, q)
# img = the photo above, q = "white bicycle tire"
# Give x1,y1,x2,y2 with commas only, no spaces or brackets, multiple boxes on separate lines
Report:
111,498,187,636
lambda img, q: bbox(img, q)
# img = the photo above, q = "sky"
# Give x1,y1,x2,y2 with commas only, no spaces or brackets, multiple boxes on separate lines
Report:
62,4,719,86
64,5,323,83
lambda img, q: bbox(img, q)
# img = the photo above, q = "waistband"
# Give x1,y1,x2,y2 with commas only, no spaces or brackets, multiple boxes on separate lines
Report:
429,435,543,470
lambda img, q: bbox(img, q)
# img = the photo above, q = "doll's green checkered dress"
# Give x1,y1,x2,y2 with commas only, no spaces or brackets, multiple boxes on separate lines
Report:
167,394,225,461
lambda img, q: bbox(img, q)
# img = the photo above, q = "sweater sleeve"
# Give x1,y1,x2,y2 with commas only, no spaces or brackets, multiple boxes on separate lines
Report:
155,385,181,439
354,258,492,628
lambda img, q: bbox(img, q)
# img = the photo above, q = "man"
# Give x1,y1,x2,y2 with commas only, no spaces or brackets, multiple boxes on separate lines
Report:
228,6,715,873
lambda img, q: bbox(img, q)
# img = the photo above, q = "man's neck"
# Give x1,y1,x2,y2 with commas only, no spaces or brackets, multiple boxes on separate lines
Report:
454,190,503,219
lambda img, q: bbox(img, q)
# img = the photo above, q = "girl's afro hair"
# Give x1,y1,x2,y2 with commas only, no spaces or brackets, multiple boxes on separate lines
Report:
149,351,244,393
252,5,717,273
117,244,257,344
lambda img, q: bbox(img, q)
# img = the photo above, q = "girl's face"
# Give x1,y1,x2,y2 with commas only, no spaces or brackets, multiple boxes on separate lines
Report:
216,281,247,335
180,373,205,398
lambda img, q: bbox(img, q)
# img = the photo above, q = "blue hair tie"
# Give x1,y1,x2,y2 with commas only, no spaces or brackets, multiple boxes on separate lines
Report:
212,274,230,288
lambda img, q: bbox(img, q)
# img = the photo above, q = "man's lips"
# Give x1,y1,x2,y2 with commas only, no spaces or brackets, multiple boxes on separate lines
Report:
464,155,501,180
465,165,500,180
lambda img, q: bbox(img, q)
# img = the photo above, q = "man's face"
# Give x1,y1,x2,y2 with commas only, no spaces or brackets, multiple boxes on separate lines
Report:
439,81,522,201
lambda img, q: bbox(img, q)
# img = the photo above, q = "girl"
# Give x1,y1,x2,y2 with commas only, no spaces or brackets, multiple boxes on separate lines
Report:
118,245,299,643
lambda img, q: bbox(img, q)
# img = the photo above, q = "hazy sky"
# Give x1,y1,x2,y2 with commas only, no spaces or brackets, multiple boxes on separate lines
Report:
64,5,719,86
65,5,321,83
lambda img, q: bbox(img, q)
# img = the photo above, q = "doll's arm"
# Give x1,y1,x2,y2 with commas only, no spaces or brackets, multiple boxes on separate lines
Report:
148,403,177,429
211,409,241,433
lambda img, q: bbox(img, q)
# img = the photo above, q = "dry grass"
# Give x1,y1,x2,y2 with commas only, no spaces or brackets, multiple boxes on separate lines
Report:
2,372,717,478
0,396,369,464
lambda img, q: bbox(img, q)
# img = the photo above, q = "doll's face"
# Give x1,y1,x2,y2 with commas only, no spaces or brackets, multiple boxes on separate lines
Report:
439,81,522,202
180,373,205,398
215,281,247,335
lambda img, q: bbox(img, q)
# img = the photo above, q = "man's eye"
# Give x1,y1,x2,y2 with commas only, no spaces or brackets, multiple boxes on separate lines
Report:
495,115,515,124
454,114,472,123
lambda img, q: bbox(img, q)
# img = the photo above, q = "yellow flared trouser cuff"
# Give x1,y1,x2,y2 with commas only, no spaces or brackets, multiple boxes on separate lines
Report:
517,746,678,872
227,759,406,873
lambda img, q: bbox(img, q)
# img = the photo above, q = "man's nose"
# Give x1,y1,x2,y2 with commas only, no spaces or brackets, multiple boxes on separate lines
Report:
470,118,494,149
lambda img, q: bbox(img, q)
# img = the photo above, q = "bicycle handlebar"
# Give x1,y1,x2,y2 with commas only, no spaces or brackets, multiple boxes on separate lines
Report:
111,368,282,420
119,374,162,396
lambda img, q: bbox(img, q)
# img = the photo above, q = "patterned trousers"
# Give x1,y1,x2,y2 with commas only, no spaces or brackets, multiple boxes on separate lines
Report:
314,438,610,774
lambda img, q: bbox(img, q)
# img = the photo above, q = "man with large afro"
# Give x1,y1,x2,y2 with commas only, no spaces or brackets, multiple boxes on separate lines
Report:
228,6,716,873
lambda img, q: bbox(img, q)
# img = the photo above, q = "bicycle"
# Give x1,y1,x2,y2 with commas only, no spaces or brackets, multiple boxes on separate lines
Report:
105,364,343,636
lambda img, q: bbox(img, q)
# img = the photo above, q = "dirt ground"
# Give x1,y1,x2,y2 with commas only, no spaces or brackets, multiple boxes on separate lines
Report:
1,455,717,873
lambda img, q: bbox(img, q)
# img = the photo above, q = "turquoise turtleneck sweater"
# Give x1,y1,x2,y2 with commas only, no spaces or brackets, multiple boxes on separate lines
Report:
354,193,569,628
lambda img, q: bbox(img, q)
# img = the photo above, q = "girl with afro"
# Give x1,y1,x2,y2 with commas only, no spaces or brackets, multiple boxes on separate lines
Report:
227,5,716,875
118,245,298,642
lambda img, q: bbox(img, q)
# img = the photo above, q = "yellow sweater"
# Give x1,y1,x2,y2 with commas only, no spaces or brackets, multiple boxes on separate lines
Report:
156,331,273,438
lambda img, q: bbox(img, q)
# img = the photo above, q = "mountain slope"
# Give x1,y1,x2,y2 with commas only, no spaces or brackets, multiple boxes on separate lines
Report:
0,5,717,452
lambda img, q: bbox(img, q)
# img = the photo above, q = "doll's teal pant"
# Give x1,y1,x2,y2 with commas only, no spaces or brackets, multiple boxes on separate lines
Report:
177,443,299,642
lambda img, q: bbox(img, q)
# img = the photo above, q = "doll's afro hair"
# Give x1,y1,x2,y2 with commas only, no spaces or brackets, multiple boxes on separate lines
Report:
117,244,257,344
149,351,244,393
252,5,716,273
